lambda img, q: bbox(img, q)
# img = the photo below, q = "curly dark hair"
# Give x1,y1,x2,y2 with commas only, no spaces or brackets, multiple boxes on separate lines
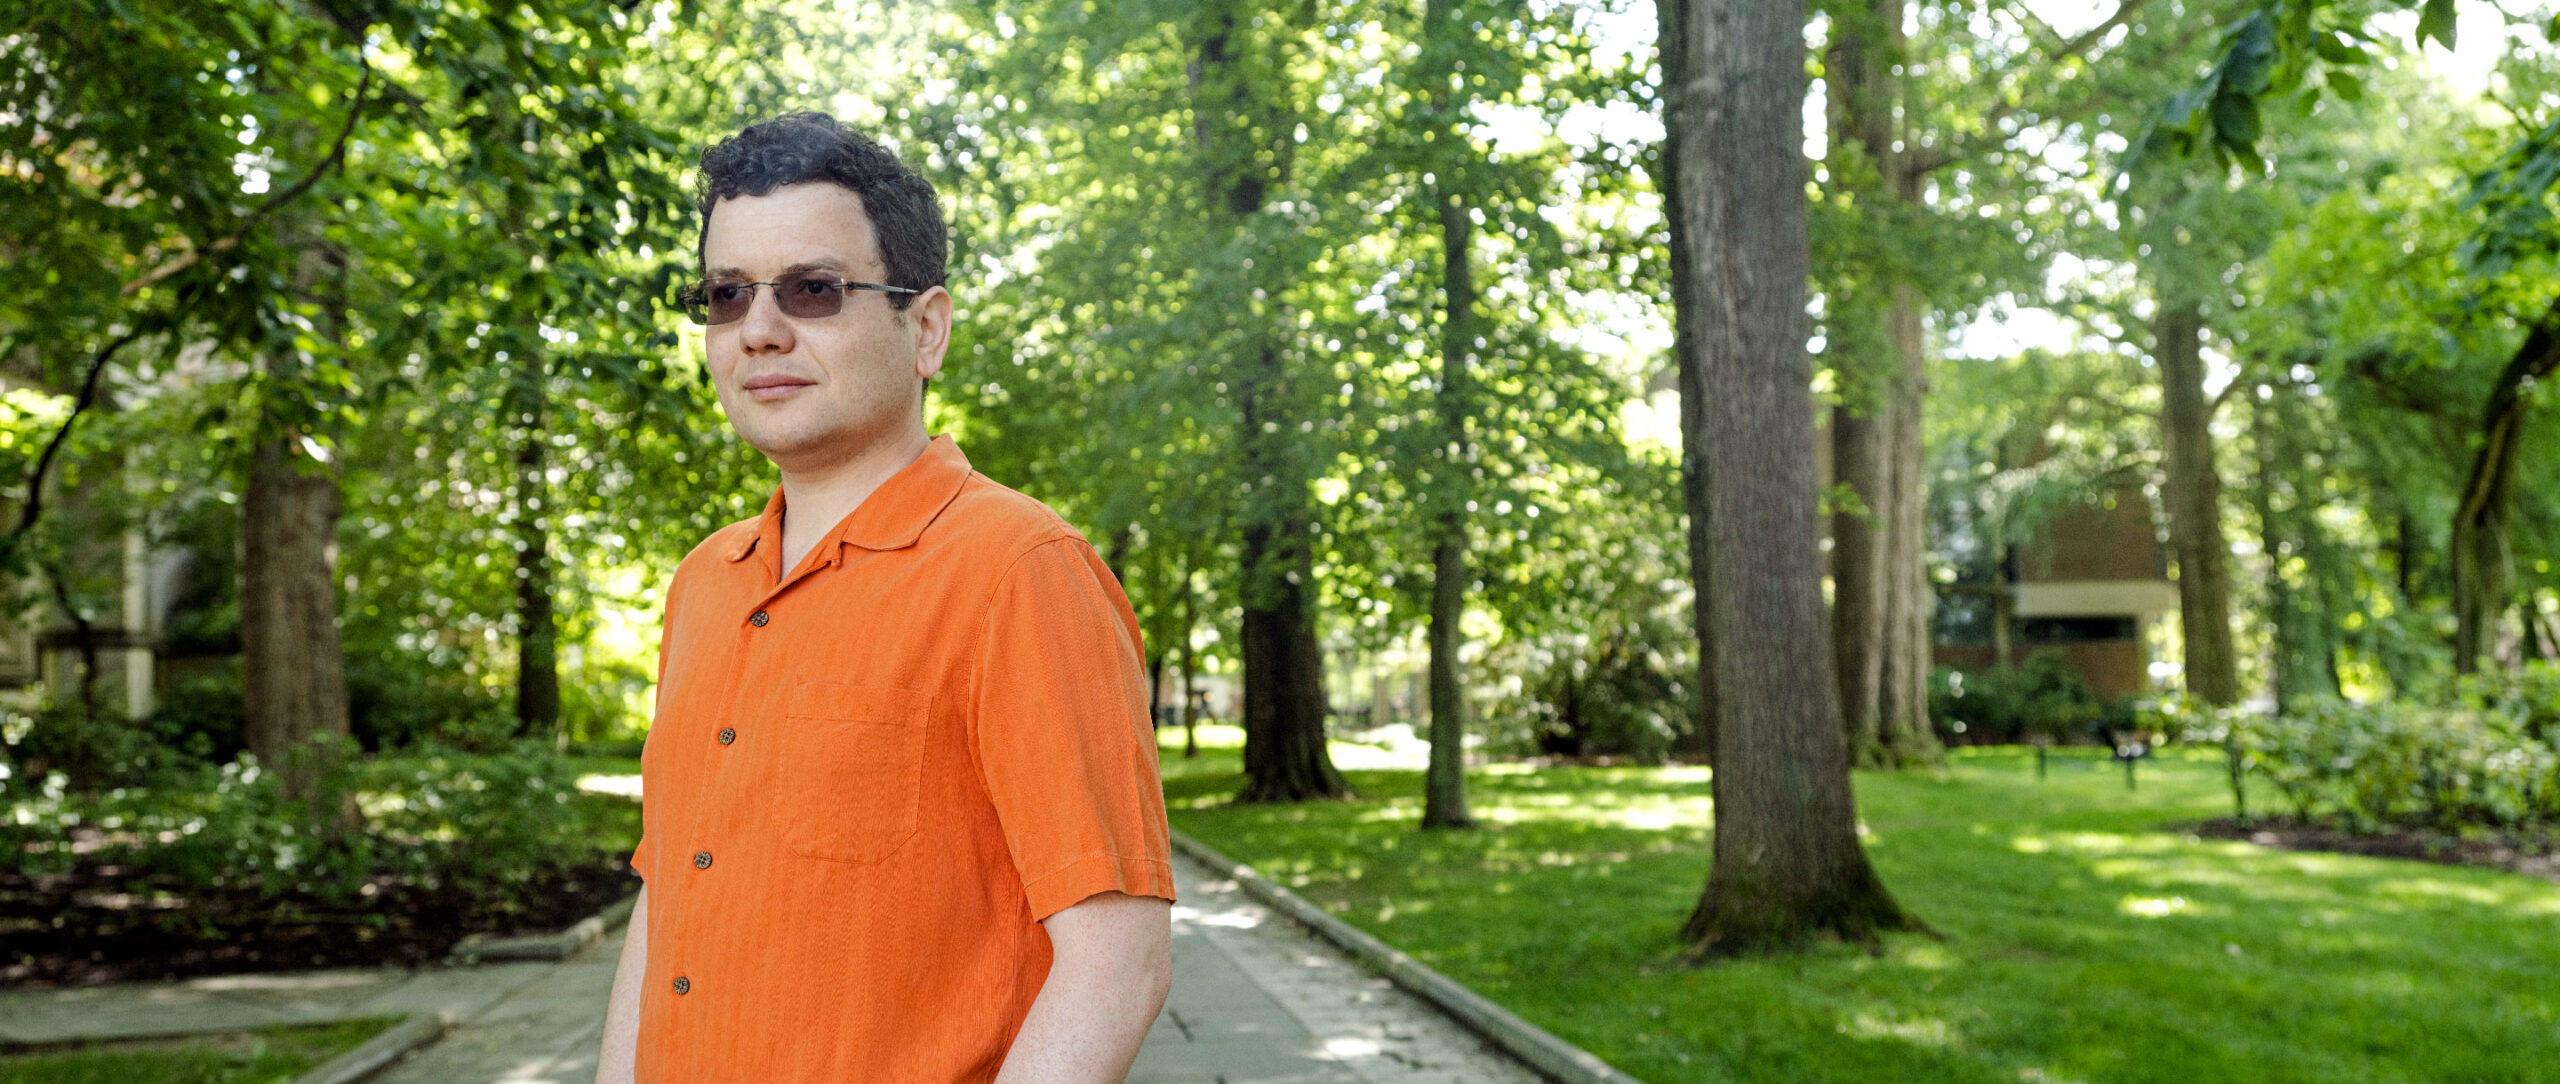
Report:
695,113,947,310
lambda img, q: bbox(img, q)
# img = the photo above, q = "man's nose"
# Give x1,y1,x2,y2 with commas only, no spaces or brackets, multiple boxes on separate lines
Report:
737,285,796,354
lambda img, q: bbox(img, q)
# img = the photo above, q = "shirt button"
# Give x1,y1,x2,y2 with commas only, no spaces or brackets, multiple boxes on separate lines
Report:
672,976,691,995
693,850,713,870
749,610,770,627
717,727,737,745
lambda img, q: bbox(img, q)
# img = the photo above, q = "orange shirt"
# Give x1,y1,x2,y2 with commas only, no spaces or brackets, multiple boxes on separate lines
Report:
630,435,1176,1083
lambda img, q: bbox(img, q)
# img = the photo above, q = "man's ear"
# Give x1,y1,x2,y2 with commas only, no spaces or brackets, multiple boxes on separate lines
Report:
910,285,953,382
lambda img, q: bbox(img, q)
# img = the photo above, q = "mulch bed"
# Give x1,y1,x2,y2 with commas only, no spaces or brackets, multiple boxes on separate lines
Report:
0,854,638,989
2188,816,2560,885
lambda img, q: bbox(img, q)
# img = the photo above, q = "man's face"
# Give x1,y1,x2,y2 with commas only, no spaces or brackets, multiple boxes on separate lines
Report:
700,182,950,471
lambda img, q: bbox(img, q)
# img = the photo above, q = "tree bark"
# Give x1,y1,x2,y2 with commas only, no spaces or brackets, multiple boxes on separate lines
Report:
513,392,559,739
1665,0,1921,955
1419,0,1479,825
1830,405,1888,759
1177,559,1201,758
1824,0,1937,767
243,436,351,800
1188,3,1342,801
1875,289,1940,762
1237,513,1345,801
1651,0,1717,764
2155,303,2241,705
2451,298,2560,673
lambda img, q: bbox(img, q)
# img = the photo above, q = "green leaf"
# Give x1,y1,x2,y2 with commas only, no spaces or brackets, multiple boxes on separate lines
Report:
2310,33,2369,66
2212,90,2263,148
2416,0,2458,48
2328,71,2365,102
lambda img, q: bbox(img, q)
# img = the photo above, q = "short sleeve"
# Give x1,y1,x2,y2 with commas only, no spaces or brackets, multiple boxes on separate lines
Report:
970,537,1176,921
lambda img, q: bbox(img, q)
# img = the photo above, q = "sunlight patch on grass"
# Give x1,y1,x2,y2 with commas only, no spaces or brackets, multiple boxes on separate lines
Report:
1886,942,1959,970
2120,895,2192,918
1842,1011,1960,1048
2372,876,2514,906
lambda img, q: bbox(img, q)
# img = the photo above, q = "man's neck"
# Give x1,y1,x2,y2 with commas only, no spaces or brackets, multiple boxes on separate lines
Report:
774,428,931,577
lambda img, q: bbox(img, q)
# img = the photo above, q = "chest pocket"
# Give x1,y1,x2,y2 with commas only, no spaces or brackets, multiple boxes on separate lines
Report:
781,682,933,865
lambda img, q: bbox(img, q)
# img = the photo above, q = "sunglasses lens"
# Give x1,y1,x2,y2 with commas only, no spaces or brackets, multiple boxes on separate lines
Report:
707,282,754,325
776,274,845,319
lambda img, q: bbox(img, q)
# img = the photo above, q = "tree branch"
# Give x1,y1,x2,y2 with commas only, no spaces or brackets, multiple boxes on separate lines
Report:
23,55,375,548
120,58,372,297
10,324,145,542
1910,0,2158,176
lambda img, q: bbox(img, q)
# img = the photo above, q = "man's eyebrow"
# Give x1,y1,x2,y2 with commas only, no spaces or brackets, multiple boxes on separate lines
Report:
703,259,851,280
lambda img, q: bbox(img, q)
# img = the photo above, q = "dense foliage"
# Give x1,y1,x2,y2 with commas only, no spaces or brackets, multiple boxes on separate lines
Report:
2168,662,2560,831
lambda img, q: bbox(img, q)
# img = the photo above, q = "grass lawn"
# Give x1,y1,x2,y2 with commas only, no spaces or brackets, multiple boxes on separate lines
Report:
0,1017,398,1084
1155,725,2560,1083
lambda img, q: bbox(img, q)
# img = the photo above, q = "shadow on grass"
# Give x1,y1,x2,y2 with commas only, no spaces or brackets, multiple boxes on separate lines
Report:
1159,734,2560,1084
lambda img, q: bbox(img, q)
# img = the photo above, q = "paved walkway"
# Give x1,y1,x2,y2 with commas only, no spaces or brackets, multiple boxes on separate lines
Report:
0,851,1540,1082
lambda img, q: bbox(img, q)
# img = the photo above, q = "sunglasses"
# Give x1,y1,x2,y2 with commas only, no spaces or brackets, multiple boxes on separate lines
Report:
678,272,921,325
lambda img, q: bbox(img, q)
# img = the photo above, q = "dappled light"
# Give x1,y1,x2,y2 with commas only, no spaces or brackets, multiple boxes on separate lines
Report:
11,0,2560,1080
1169,737,2560,1082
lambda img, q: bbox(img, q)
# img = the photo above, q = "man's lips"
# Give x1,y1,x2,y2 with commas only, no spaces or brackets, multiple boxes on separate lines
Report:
740,373,816,402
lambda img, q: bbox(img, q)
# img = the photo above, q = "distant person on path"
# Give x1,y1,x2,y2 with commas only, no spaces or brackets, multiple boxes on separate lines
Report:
594,112,1177,1084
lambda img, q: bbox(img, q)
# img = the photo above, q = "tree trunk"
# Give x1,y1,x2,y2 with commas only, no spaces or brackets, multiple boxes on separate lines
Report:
1237,514,1345,801
1830,406,1888,760
2451,298,2560,673
2155,303,2241,706
1875,288,1941,763
513,394,559,740
2251,376,2340,706
2253,387,2305,708
1651,0,1717,764
1420,49,1479,824
1664,0,1920,955
1424,535,1474,826
1188,3,1342,801
242,436,351,800
1179,563,1201,758
1825,0,1936,767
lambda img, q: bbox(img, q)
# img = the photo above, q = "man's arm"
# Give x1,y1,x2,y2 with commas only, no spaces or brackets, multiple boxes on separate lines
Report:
993,890,1173,1084
594,885,648,1084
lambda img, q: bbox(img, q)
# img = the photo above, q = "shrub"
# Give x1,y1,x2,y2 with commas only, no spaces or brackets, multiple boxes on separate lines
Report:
145,662,250,765
1490,615,1698,763
1930,652,2106,746
0,699,183,790
345,655,513,752
1,742,610,920
2159,662,2560,833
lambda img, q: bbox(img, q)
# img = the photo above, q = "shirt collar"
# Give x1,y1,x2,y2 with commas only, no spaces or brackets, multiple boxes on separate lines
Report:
722,435,972,563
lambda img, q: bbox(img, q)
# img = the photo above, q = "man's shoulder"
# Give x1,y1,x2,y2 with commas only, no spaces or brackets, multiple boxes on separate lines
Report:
936,472,1090,564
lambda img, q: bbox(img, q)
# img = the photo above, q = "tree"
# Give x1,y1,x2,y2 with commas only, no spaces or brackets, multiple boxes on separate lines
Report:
2154,298,2244,705
1411,0,1484,830
1660,0,1920,954
1822,0,1940,768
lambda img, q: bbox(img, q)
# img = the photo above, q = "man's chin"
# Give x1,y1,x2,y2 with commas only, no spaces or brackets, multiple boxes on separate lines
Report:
734,423,876,469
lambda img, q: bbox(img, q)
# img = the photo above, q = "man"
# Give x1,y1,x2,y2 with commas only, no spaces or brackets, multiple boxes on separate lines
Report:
595,113,1176,1083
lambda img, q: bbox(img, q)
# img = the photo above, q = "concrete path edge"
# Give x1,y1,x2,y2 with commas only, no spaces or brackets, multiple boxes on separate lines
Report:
451,891,640,963
288,1011,449,1084
1167,829,1647,1084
